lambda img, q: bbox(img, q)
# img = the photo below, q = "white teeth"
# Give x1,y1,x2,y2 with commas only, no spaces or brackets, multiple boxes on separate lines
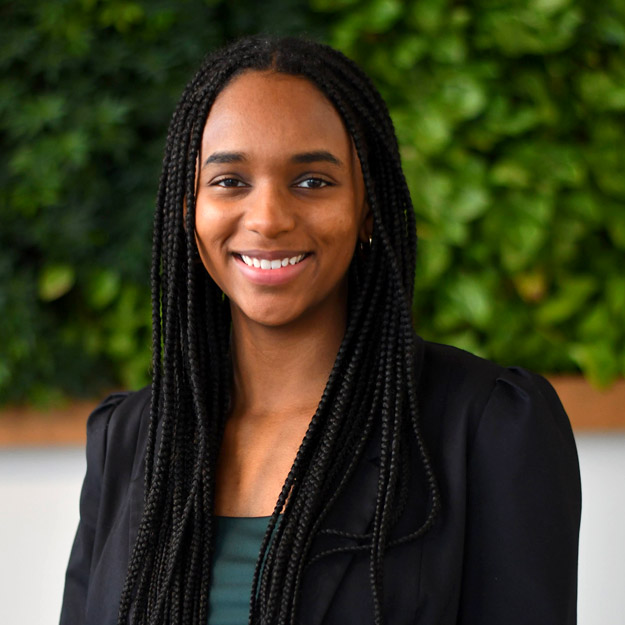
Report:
239,254,306,269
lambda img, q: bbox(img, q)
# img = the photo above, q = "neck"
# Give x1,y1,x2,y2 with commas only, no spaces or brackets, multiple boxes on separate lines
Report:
229,305,347,421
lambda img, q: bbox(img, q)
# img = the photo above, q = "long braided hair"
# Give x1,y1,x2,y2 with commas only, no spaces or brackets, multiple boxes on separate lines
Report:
117,35,440,625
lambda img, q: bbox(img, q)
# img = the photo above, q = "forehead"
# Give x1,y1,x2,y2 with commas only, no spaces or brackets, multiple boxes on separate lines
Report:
200,71,352,159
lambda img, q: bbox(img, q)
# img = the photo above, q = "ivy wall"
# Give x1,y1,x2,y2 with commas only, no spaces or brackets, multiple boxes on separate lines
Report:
1,0,624,404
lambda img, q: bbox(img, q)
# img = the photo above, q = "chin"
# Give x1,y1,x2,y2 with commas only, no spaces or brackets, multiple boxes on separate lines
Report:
232,301,301,329
247,311,301,328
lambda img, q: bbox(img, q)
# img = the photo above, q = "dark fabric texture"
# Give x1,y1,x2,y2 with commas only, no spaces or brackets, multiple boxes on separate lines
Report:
59,337,581,625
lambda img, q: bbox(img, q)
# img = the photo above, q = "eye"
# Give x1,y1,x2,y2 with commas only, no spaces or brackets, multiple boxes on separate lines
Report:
296,177,332,189
212,177,247,188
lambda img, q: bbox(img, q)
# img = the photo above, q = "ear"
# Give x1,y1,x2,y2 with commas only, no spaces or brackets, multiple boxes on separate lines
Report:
359,202,373,243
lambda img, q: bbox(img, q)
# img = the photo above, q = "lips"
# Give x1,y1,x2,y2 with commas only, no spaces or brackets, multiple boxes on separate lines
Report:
233,250,311,285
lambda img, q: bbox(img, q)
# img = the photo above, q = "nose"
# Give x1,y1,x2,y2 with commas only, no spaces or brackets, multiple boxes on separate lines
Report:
242,181,296,238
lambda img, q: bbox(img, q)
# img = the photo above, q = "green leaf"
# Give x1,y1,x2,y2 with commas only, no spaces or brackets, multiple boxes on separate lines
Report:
606,275,625,317
604,203,625,249
578,71,625,112
415,237,452,285
440,273,494,330
577,304,618,342
589,141,625,198
490,160,531,188
431,32,468,64
391,35,428,69
483,192,554,271
86,269,121,309
535,276,598,325
407,0,447,33
569,341,620,388
38,264,76,301
482,95,541,138
561,191,602,225
432,219,469,245
437,73,486,120
448,185,490,222
411,169,453,221
513,269,548,303
444,329,487,358
411,107,452,155
360,0,403,31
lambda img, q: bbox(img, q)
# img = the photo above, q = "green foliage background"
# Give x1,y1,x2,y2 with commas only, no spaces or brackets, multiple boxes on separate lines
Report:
1,0,624,404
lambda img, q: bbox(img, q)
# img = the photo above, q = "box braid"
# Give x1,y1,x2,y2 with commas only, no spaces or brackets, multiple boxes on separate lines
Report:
117,35,440,625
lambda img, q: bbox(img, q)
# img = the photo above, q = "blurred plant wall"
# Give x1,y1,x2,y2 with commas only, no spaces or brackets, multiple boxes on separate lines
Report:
316,0,625,388
1,0,624,404
0,0,323,404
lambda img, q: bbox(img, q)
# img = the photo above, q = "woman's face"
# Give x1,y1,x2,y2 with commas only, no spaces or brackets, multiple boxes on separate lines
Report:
195,70,370,329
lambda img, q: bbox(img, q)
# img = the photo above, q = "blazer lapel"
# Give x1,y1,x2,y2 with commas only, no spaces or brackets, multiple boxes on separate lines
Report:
298,434,381,624
298,336,426,624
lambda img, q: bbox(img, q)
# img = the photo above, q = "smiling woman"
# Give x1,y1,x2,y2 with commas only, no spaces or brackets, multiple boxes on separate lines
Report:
59,36,581,625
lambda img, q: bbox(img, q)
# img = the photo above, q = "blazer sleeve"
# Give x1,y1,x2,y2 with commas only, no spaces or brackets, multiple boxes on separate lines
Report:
458,368,581,624
59,392,130,625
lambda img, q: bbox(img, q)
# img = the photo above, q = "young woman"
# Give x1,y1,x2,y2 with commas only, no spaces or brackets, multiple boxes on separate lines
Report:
60,36,581,625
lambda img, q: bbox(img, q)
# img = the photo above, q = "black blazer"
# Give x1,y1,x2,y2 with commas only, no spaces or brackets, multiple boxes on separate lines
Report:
60,337,581,624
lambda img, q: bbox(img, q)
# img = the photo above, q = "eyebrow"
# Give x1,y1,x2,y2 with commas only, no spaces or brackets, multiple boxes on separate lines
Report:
203,151,247,166
202,150,343,168
290,150,343,166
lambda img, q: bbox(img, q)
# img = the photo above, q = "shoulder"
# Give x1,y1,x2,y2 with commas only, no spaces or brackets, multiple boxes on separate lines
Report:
84,386,151,483
415,337,575,452
415,334,581,527
419,338,504,396
417,337,513,421
418,337,527,392
86,386,151,438
415,341,581,621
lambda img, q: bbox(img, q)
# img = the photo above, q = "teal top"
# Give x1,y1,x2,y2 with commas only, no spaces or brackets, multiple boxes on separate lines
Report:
208,515,273,625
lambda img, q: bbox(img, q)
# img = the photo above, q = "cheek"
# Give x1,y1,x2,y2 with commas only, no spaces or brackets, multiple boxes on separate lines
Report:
314,204,361,257
194,211,232,284
194,203,230,251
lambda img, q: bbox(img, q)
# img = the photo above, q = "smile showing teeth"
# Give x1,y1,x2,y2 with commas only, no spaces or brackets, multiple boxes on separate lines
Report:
239,254,306,269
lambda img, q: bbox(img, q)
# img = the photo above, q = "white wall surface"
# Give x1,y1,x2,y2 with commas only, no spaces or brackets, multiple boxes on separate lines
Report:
0,434,623,624
576,434,625,625
0,447,85,624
